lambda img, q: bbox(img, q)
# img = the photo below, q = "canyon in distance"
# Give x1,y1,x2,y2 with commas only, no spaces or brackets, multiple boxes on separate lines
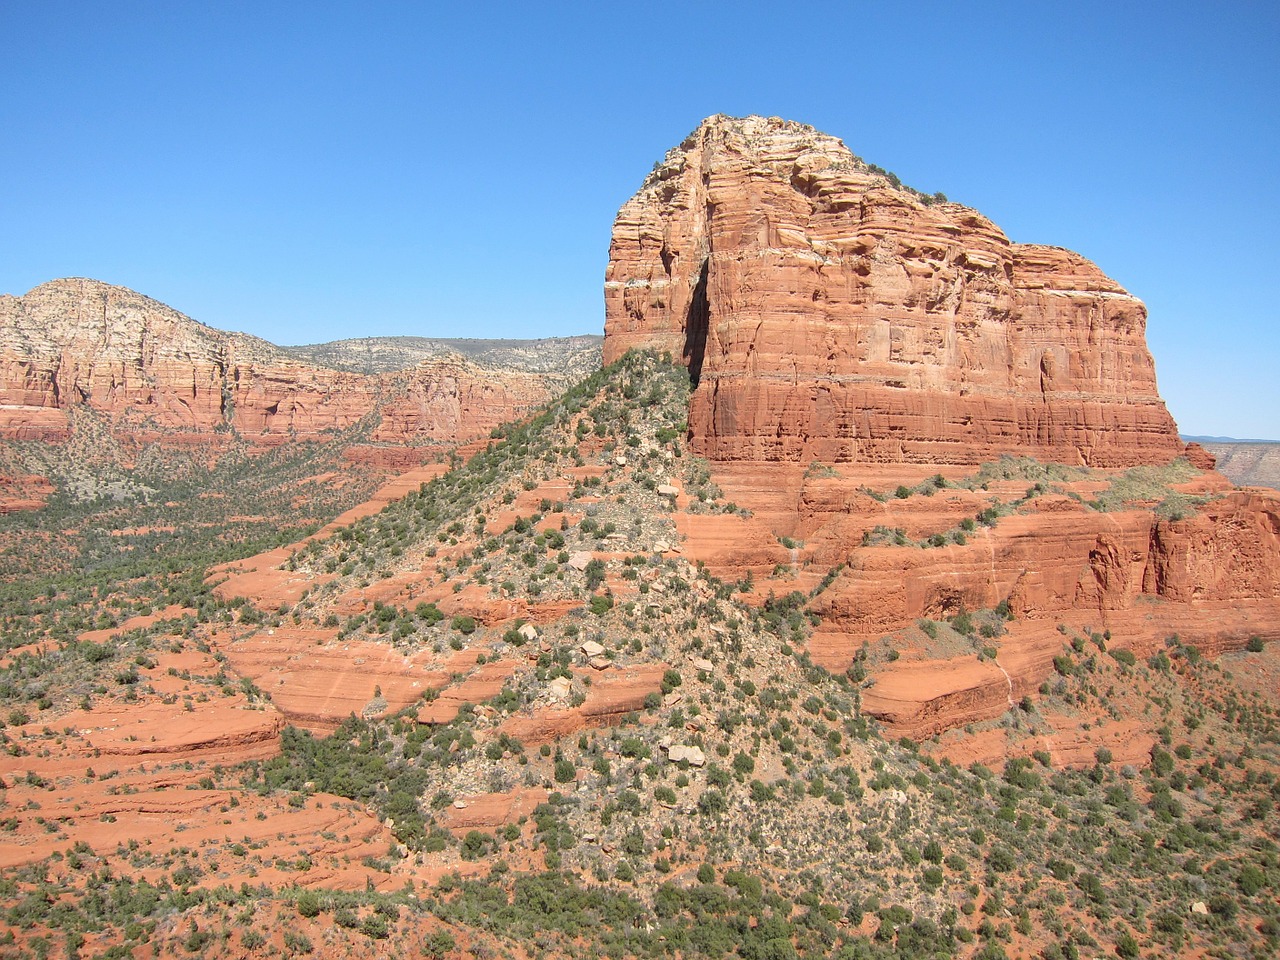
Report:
0,116,1275,959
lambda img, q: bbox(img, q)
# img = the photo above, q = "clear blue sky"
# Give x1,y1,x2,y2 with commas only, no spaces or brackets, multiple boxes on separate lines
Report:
2,1,1277,438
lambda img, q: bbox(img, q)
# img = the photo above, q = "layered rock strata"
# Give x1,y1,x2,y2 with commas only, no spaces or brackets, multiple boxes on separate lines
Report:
605,115,1185,467
677,461,1280,741
606,116,1280,746
0,278,565,452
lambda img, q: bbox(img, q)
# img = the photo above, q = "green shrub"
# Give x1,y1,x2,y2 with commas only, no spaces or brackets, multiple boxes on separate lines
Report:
724,870,762,900
361,914,389,939
619,737,649,759
987,847,1015,872
1239,864,1266,896
81,641,114,663
295,890,321,918
698,790,727,816
461,830,493,860
1151,911,1183,936
1115,933,1139,959
1109,648,1136,667
1078,872,1106,903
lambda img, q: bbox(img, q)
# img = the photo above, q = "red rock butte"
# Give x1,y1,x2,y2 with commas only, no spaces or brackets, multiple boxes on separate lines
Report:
605,114,1186,468
605,115,1280,745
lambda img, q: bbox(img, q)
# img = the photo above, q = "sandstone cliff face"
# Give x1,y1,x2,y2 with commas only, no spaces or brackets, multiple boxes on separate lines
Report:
677,460,1280,742
605,117,1280,745
605,115,1184,467
0,278,562,453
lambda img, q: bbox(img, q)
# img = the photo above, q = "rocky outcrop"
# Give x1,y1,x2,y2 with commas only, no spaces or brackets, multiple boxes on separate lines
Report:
675,458,1280,741
438,788,548,832
499,664,670,744
0,471,53,513
0,278,569,453
806,491,1280,640
0,638,399,885
678,461,1280,652
602,116,1280,746
1142,490,1280,602
604,115,1184,467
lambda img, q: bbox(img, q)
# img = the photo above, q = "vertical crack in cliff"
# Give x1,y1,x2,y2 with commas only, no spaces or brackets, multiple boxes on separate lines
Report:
218,358,234,426
683,259,710,388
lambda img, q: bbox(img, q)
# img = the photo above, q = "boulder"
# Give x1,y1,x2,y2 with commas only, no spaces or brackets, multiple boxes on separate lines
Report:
548,677,573,700
665,744,706,767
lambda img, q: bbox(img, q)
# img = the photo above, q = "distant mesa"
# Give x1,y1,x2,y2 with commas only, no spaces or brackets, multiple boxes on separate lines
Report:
1183,435,1280,444
1193,439,1280,490
605,114,1187,468
0,277,599,463
283,334,602,378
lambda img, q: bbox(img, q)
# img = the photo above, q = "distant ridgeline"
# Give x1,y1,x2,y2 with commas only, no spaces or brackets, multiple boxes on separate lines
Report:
282,334,603,378
1186,438,1280,489
0,278,600,464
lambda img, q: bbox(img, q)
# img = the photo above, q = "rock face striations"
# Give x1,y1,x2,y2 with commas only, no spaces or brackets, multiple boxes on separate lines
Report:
0,278,571,456
605,116,1280,748
605,115,1185,467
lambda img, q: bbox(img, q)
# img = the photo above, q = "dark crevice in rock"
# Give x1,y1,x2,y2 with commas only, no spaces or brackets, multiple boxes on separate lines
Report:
683,259,709,388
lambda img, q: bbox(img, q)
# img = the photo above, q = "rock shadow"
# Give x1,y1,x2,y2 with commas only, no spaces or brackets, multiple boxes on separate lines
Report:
683,259,709,388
